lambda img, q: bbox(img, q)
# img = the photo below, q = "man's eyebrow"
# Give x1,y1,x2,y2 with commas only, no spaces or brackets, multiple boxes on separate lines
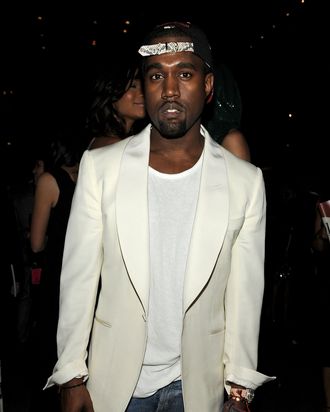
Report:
145,62,163,71
176,62,197,70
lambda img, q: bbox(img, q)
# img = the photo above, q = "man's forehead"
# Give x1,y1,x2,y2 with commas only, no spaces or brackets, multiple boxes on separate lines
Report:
145,51,203,68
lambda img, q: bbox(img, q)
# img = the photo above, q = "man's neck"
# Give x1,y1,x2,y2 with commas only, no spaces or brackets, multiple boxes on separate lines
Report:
149,126,204,174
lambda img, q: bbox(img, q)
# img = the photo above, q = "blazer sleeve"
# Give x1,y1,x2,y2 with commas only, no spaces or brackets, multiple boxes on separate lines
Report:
223,166,275,390
45,149,103,387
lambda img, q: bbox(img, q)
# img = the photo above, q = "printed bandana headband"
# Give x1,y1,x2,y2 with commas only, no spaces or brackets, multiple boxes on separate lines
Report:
138,42,194,57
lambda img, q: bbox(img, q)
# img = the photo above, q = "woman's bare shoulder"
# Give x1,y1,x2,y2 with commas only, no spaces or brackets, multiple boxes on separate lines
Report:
221,129,251,162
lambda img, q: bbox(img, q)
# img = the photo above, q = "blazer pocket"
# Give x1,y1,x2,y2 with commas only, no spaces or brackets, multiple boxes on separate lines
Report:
94,315,112,328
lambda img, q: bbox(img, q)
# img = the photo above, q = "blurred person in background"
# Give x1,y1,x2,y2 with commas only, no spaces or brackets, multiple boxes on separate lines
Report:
30,127,84,412
203,63,250,161
85,55,146,150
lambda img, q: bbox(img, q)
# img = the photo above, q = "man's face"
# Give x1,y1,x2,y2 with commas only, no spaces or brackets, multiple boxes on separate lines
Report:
143,36,213,139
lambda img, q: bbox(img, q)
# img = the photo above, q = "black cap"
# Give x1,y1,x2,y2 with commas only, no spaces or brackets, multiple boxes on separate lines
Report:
139,21,213,71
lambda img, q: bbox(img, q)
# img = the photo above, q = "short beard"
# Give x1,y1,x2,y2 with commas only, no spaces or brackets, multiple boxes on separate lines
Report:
157,120,187,139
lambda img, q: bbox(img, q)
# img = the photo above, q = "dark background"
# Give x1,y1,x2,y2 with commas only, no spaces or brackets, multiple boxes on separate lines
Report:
1,1,328,180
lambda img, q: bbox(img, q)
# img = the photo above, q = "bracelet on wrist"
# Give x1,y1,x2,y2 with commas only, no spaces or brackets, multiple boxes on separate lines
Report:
58,381,85,393
229,388,255,404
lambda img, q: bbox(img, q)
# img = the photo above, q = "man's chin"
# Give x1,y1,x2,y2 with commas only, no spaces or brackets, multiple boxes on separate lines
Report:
158,122,186,139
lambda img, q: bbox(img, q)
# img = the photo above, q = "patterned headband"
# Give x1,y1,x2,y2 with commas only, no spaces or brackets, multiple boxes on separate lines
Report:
138,42,194,57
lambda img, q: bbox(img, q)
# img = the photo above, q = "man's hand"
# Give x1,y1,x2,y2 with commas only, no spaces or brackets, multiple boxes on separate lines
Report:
59,379,94,412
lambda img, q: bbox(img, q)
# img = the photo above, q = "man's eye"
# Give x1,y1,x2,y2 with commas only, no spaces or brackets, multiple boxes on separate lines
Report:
150,73,163,80
180,72,192,79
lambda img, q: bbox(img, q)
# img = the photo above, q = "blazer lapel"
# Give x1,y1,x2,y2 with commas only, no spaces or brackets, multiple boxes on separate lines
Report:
183,129,229,313
116,125,151,314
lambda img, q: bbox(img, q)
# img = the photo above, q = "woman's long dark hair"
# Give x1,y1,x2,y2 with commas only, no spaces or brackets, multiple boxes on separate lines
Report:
43,127,84,170
85,55,144,140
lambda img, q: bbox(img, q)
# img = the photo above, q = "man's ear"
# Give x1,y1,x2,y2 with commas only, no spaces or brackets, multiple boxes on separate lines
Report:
205,73,214,103
206,87,214,104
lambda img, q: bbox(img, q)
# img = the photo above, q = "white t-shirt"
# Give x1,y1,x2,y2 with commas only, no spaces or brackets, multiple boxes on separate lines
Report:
133,153,203,397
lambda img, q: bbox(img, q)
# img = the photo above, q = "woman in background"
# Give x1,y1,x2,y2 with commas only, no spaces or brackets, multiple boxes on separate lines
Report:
85,56,146,150
30,128,84,411
203,63,251,161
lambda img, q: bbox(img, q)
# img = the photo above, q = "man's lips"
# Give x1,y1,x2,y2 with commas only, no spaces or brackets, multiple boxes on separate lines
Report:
160,102,184,117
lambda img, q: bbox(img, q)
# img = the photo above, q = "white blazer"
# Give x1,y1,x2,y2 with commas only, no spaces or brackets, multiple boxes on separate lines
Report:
47,124,274,411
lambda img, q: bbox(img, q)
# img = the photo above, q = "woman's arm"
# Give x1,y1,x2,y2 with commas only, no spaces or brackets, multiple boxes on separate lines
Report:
30,172,59,252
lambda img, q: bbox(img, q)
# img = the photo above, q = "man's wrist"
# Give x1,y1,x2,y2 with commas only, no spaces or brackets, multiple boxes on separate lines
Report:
61,377,84,388
58,377,86,393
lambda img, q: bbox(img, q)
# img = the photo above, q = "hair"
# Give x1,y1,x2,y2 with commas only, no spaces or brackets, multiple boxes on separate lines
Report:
43,127,84,170
85,55,143,140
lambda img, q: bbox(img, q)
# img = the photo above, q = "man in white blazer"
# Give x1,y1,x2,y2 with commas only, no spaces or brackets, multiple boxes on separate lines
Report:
46,21,274,411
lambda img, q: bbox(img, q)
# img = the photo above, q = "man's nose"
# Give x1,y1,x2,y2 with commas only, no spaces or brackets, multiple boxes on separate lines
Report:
161,76,180,100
